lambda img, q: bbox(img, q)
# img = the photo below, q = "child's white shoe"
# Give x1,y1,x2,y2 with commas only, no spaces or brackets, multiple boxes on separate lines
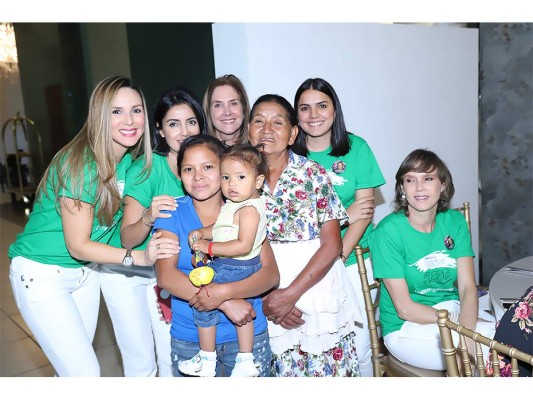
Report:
230,353,260,377
178,350,216,377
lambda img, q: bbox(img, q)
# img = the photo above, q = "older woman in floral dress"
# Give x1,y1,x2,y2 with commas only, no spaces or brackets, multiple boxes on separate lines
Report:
248,94,362,377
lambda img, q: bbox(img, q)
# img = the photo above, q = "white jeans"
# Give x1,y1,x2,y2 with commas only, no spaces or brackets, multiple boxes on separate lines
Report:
345,258,375,377
384,300,496,370
9,256,101,376
99,264,172,377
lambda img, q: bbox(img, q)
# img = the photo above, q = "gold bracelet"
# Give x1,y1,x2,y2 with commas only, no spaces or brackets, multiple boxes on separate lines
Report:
141,208,154,226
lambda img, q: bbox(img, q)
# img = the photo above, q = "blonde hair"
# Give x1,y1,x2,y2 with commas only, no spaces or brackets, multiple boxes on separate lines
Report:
36,76,152,226
202,74,250,145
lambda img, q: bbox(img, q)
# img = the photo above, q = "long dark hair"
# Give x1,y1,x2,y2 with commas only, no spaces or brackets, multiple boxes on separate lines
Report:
394,149,455,216
292,77,350,157
152,87,207,156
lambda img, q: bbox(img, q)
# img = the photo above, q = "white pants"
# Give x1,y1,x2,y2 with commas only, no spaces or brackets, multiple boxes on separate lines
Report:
9,256,101,376
99,264,172,377
345,258,375,377
384,300,496,370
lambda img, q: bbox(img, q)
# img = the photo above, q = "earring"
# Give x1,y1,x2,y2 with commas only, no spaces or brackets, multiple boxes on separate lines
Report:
401,193,406,199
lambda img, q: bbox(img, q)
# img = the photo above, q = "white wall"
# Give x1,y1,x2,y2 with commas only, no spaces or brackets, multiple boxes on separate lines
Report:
212,23,480,281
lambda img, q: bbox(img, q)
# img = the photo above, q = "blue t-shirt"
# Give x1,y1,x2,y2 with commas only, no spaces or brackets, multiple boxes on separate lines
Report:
153,195,267,343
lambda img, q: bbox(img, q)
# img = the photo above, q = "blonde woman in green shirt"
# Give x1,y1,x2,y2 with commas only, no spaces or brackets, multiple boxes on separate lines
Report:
99,87,207,377
8,76,179,377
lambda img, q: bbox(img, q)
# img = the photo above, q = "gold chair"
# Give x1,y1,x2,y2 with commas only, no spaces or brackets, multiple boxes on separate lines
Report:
436,309,533,377
454,201,471,234
354,245,446,377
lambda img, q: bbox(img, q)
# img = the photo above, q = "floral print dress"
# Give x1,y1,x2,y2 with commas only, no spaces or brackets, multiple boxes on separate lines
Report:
263,150,348,243
262,150,361,377
485,285,533,377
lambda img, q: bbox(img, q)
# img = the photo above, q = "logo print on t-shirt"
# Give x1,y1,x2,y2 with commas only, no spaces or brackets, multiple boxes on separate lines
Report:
326,171,347,186
424,268,452,285
410,250,456,272
117,180,125,197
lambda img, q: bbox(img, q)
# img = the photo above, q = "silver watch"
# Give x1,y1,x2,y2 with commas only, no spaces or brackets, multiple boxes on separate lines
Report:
122,249,134,268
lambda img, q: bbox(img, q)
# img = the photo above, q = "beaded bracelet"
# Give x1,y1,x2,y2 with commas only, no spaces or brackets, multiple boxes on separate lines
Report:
141,208,154,227
448,311,460,324
208,241,214,258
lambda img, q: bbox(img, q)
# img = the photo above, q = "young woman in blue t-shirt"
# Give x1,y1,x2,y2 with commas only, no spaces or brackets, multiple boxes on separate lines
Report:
154,135,278,377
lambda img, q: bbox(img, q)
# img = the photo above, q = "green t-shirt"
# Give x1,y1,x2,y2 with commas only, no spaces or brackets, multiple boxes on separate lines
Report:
114,153,185,250
307,133,385,265
9,152,133,268
369,209,474,336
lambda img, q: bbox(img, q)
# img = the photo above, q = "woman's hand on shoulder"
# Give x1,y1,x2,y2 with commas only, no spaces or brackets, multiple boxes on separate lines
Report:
148,195,177,222
144,230,180,265
219,299,256,327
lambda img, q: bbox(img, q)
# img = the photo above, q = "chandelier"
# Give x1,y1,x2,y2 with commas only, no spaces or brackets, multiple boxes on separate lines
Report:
0,22,19,80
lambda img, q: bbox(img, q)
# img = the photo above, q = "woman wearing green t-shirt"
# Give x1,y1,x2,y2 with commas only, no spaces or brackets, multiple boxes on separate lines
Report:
292,77,385,376
8,76,179,377
99,87,207,377
370,149,495,370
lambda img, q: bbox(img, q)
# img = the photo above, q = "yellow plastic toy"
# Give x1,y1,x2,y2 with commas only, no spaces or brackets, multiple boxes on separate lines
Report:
189,234,214,290
189,266,215,287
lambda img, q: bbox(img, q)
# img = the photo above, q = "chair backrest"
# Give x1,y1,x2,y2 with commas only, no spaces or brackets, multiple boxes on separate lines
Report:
354,245,384,377
436,309,533,377
454,201,471,234
354,245,448,377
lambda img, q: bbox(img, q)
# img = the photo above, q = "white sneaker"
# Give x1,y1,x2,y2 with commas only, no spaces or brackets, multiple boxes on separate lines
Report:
230,355,260,377
178,352,216,377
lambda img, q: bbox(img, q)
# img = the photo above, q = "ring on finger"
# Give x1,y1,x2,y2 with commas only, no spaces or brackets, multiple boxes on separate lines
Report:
156,243,161,250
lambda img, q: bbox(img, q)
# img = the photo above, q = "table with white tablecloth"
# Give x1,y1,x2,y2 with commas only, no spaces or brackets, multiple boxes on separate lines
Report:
489,256,533,322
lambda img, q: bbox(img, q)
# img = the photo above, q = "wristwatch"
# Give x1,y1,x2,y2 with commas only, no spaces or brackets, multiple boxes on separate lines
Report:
122,249,134,268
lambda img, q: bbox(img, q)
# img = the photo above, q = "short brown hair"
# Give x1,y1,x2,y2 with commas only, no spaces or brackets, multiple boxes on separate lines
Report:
394,148,455,216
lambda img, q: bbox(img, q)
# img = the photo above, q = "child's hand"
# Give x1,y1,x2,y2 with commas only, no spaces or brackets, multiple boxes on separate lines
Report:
188,230,203,245
191,239,209,253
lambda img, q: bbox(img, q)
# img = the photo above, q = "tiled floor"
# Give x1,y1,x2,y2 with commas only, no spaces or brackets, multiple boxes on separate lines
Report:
0,191,124,377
